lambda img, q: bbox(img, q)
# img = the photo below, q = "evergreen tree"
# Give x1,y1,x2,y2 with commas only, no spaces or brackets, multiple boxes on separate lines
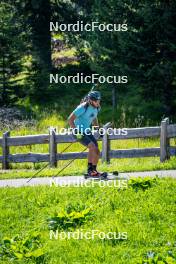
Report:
23,0,52,103
77,0,176,121
0,1,26,106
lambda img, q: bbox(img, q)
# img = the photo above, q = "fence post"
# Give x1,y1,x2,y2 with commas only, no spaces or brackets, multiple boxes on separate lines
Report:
2,131,10,169
160,118,170,162
102,129,110,163
49,127,57,168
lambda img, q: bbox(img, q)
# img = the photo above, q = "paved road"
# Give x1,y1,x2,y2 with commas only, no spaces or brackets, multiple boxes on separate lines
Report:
0,170,175,188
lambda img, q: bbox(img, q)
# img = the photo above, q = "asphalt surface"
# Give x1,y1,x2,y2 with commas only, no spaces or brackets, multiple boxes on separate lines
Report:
0,170,175,188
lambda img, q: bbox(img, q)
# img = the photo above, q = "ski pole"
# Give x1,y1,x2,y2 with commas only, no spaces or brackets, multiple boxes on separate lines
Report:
52,145,88,179
26,141,74,183
52,122,112,179
27,122,111,182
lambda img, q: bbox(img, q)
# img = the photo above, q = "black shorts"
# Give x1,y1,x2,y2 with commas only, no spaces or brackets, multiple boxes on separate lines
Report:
80,133,98,147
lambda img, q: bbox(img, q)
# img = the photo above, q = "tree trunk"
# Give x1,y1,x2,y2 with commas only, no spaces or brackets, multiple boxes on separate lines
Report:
29,0,52,71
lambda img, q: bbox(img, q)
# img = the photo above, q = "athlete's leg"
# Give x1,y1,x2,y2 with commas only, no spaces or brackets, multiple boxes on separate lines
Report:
87,142,99,165
79,134,100,174
87,134,100,169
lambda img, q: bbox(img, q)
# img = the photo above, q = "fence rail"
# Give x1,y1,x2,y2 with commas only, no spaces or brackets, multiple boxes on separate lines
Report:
0,118,176,169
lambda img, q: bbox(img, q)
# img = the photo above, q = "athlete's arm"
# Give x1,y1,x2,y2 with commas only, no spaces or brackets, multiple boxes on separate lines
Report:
68,112,76,128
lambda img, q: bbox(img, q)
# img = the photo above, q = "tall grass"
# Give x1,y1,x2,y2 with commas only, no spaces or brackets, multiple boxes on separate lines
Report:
0,178,175,263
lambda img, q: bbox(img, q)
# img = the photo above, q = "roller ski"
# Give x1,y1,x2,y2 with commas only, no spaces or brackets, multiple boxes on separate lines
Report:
84,170,120,180
84,170,108,180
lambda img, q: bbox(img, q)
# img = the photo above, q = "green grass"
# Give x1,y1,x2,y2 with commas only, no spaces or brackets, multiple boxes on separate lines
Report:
0,113,176,180
0,177,175,263
1,156,176,180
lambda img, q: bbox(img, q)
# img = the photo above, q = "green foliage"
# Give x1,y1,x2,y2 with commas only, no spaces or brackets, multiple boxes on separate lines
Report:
74,0,176,123
47,205,93,231
128,177,158,191
139,244,176,263
0,178,175,263
0,1,27,106
24,0,52,103
0,232,46,263
1,0,176,124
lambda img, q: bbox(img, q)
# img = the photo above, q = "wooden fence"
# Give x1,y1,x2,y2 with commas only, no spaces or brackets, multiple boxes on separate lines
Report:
0,118,176,170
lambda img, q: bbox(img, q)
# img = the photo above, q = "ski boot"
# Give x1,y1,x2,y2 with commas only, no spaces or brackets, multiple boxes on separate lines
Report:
84,170,108,179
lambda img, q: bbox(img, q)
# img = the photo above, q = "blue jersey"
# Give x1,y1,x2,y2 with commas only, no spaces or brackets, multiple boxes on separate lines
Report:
73,102,99,132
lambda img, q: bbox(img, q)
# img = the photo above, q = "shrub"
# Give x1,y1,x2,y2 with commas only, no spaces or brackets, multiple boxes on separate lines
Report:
128,177,158,191
0,232,46,263
47,206,93,231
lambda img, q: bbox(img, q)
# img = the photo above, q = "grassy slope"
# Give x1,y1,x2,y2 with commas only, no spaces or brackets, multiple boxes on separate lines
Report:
0,178,175,263
0,113,176,179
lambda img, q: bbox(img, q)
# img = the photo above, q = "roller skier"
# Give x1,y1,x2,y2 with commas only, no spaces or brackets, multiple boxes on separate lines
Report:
68,91,106,178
